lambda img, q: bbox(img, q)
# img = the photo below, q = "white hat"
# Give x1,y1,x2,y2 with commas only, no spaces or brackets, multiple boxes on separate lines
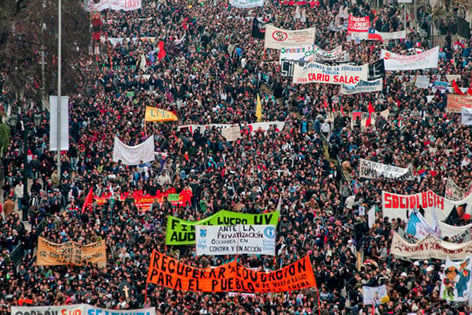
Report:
413,261,420,266
400,272,407,277
426,266,435,272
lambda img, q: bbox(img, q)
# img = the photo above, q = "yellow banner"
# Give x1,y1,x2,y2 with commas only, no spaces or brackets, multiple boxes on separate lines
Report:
36,237,107,267
145,106,178,122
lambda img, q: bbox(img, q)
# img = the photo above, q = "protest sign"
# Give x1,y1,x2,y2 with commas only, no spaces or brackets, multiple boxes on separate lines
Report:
362,285,389,305
221,126,241,141
380,47,439,71
279,45,350,63
381,190,472,224
390,232,472,260
347,15,370,33
195,225,276,256
147,250,316,292
340,79,383,95
447,95,472,113
11,305,156,315
166,210,280,245
462,108,472,125
178,121,285,135
84,0,142,11
359,159,415,181
292,62,368,85
415,75,430,89
37,237,106,267
229,0,264,8
440,257,472,302
264,25,316,49
446,178,472,201
112,136,155,166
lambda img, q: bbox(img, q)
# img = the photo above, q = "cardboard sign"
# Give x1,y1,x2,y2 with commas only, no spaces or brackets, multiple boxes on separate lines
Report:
447,95,472,113
147,251,317,293
166,210,280,245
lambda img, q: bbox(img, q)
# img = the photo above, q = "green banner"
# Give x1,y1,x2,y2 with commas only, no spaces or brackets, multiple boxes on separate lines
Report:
165,210,280,245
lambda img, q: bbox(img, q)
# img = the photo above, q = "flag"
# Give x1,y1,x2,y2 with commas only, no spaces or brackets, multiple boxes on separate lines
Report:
157,41,166,61
340,104,345,116
453,80,465,95
368,28,383,42
145,106,178,122
365,113,372,127
82,187,94,213
251,17,265,39
256,94,263,122
368,101,375,114
406,211,439,240
323,98,328,109
468,86,472,96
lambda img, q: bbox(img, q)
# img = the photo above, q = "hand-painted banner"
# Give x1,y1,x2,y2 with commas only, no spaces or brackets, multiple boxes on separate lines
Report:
362,285,389,305
440,257,472,302
230,0,264,8
37,237,106,267
196,225,276,256
382,190,472,224
279,45,350,63
340,79,383,95
357,29,406,41
145,107,178,122
147,251,316,292
447,95,472,113
359,159,415,180
112,136,155,166
166,210,279,245
84,0,142,11
11,305,155,315
390,232,472,260
178,121,285,135
380,47,439,71
264,25,316,50
446,178,472,201
292,62,368,85
347,15,370,33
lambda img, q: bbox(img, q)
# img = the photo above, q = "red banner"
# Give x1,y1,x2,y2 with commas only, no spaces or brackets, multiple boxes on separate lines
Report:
348,15,370,33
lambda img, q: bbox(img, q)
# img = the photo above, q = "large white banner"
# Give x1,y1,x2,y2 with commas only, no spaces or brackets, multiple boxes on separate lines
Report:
362,285,388,305
440,257,472,302
359,159,415,180
292,62,368,85
84,0,142,11
196,225,276,256
340,79,383,95
49,96,69,151
112,136,155,165
279,45,350,63
11,305,156,315
382,190,472,224
390,232,472,260
264,25,316,50
446,178,472,201
380,47,439,71
178,121,285,135
229,0,264,8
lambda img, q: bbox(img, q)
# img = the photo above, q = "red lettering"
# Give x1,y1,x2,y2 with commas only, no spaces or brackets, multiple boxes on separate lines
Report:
421,192,428,208
392,195,399,208
384,193,392,208
409,195,416,210
316,73,323,81
428,191,434,207
436,196,444,209
399,196,408,209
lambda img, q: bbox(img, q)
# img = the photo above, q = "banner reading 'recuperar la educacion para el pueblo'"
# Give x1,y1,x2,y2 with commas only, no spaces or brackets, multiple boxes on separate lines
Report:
166,210,279,245
146,250,316,293
11,305,155,315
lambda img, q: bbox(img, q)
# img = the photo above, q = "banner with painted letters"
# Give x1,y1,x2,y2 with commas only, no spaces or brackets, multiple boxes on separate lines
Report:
357,30,406,41
359,159,415,181
292,62,368,85
279,45,350,63
447,95,472,113
440,257,472,302
347,15,370,33
166,210,280,245
229,0,264,9
178,121,285,135
264,25,316,50
112,135,155,166
390,232,472,260
196,225,276,256
382,190,472,224
340,79,383,95
11,305,155,315
446,178,472,201
147,250,316,292
380,47,439,71
84,0,142,11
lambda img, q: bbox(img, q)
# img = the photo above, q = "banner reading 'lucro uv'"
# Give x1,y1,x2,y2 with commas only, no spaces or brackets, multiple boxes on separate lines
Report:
292,62,368,85
195,225,276,256
166,210,279,245
147,250,316,292
380,46,439,71
359,159,415,181
11,305,155,315
264,25,316,50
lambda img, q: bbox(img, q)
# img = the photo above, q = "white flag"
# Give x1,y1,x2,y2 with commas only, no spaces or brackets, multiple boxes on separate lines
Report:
112,136,155,165
49,96,69,151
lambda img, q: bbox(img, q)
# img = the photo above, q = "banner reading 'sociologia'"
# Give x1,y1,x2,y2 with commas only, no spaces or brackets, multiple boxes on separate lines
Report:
292,62,368,85
11,305,155,315
84,0,142,11
440,257,472,302
382,190,472,224
166,210,280,245
196,225,276,256
147,250,316,292
229,0,264,8
380,47,439,71
279,45,350,63
264,25,316,49
359,159,415,180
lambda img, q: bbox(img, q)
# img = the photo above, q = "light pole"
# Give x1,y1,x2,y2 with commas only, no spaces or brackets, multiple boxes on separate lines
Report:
57,0,62,182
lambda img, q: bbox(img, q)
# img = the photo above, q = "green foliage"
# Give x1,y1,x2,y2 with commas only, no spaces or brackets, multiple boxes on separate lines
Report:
0,123,10,158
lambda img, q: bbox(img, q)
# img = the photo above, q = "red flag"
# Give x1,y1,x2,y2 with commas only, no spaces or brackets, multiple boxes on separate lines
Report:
323,99,328,109
453,80,465,95
365,113,372,127
81,187,94,213
157,41,166,61
368,101,374,114
340,104,345,116
468,87,472,96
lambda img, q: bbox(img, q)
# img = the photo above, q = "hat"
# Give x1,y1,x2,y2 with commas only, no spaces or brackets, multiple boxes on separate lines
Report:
426,266,434,272
413,261,420,266
441,264,446,268
400,272,407,277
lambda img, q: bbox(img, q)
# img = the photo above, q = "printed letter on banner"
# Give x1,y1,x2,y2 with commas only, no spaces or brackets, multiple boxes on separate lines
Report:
264,24,316,50
380,47,439,71
292,62,368,85
147,250,316,293
165,210,279,245
12,305,156,315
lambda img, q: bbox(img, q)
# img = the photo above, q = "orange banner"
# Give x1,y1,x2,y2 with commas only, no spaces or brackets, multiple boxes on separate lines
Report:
147,250,316,293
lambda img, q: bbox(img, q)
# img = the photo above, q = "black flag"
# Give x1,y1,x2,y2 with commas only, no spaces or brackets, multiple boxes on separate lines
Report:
252,17,265,39
368,60,385,80
444,204,468,225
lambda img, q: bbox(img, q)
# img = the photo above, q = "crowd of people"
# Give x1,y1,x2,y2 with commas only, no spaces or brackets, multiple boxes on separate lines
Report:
1,0,472,313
